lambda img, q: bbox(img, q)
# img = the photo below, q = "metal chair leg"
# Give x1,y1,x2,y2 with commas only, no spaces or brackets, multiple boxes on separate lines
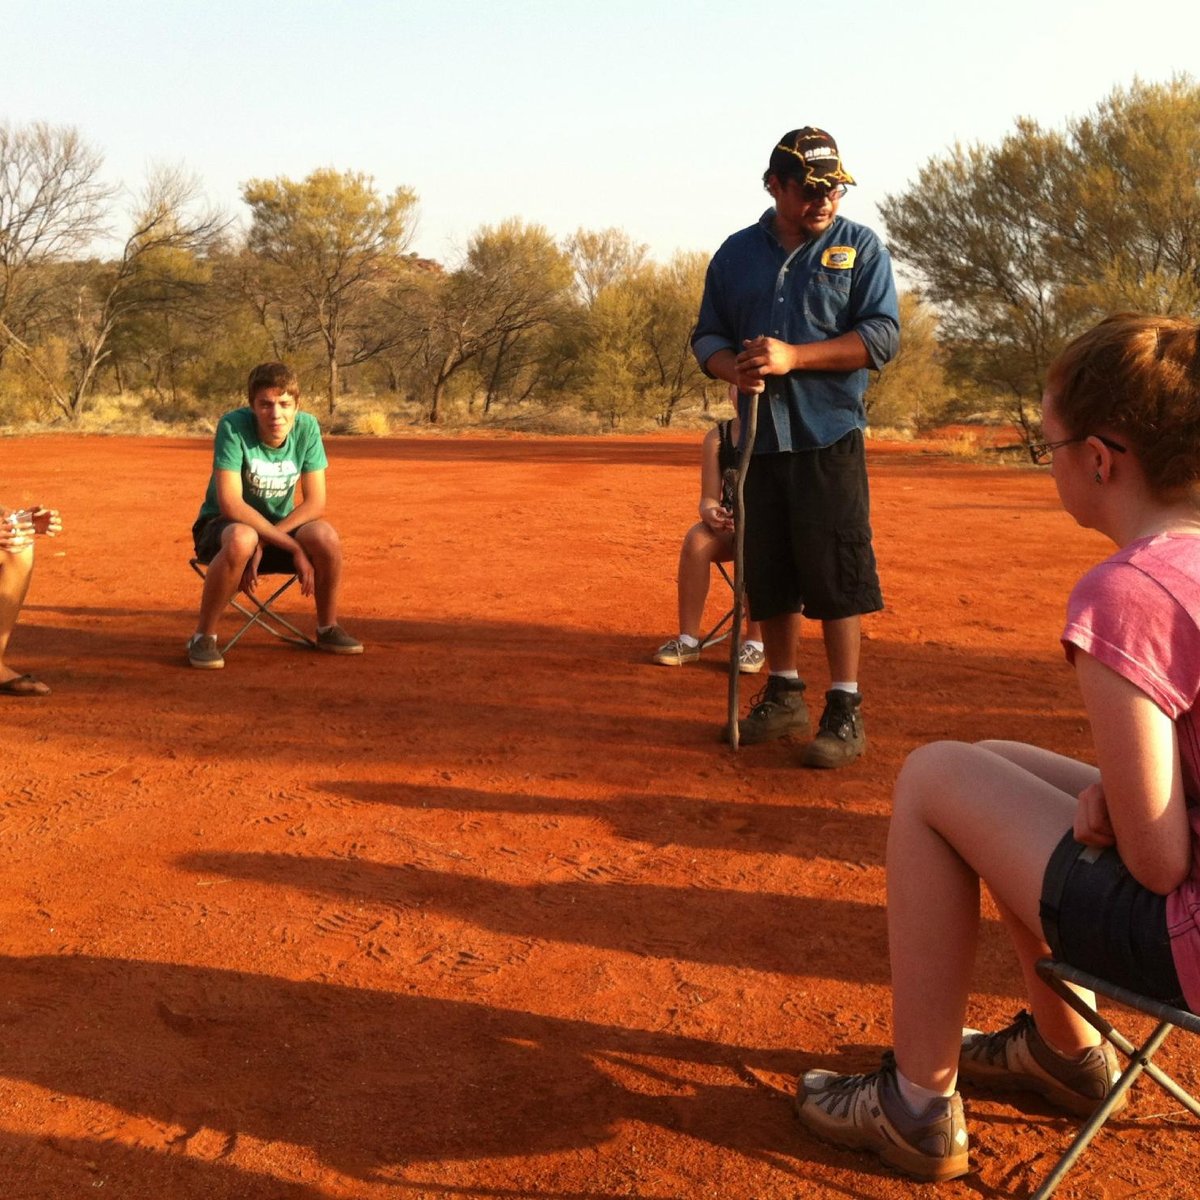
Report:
190,558,316,654
1031,1021,1173,1199
1029,958,1200,1197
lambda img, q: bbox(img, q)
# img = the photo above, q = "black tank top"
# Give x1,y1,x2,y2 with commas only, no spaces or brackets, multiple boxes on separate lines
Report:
717,420,737,511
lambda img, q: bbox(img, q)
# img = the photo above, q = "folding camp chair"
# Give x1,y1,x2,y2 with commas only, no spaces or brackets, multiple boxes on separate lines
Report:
1029,956,1200,1198
698,562,736,649
189,557,316,654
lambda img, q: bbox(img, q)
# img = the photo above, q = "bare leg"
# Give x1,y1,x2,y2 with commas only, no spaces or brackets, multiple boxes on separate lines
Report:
676,523,728,640
704,534,761,643
974,741,1102,1051
0,544,38,685
822,614,860,682
295,520,342,629
977,740,1101,794
196,524,258,637
887,740,1098,1094
761,611,803,672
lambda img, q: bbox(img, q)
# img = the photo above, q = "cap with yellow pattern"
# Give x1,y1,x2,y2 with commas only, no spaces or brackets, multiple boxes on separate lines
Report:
769,127,856,188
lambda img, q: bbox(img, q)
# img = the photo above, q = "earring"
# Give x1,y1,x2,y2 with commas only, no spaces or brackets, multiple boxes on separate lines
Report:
1095,472,1103,484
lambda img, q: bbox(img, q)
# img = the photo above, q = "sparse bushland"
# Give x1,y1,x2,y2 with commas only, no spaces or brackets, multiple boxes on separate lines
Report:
11,76,1197,439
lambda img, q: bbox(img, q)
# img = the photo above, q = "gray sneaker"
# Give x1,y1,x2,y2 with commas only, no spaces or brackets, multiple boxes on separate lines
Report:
960,1009,1124,1116
653,637,701,666
737,675,811,743
316,624,364,655
186,633,224,670
803,690,866,768
796,1051,970,1182
737,643,766,674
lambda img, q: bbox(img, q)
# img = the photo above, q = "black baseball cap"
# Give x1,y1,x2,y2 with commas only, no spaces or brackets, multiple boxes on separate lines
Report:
768,127,856,188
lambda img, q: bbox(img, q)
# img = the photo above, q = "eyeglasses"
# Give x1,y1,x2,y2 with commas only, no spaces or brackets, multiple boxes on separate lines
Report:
789,180,848,203
1027,435,1127,465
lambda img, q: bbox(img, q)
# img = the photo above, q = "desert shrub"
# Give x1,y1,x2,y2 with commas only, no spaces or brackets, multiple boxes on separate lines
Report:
350,409,391,436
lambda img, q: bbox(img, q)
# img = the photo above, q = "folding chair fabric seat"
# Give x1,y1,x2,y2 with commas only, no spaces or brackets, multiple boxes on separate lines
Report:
1030,956,1200,1198
189,558,316,654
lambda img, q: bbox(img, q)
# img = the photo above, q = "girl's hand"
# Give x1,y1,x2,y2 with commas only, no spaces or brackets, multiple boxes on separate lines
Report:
701,504,734,534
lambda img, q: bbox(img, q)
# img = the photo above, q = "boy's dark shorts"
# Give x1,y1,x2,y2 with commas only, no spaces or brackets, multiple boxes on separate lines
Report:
191,515,296,574
1040,830,1187,1009
742,429,883,623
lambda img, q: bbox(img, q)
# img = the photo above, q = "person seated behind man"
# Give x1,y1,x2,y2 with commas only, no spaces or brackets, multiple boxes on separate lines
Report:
653,414,765,673
186,361,363,669
0,504,63,696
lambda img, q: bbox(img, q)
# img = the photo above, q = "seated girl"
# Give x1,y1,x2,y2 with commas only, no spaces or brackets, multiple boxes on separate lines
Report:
653,416,764,672
794,313,1200,1181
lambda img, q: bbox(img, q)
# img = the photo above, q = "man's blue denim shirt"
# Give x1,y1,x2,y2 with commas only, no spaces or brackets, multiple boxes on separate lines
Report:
692,209,900,453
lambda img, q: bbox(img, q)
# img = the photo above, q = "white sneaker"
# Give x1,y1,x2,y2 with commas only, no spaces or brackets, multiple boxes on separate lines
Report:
653,637,701,666
737,643,766,673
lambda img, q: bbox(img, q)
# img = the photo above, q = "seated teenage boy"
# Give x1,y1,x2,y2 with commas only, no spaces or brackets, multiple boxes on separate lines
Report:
186,361,363,669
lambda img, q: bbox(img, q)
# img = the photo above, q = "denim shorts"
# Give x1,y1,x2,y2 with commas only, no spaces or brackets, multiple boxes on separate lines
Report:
191,515,298,574
1040,830,1187,1008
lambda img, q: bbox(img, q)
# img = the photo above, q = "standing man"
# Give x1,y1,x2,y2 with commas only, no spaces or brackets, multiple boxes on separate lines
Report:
692,127,899,767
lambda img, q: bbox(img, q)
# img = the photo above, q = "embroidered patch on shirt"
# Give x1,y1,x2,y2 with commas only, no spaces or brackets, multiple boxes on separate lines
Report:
821,246,856,269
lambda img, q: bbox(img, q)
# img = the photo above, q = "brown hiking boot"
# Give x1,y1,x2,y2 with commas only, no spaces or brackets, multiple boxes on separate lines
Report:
736,675,811,744
796,1051,970,1182
802,689,865,768
960,1009,1124,1116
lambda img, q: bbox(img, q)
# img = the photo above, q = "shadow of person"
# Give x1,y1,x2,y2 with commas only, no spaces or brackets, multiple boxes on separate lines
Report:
0,1127,333,1200
180,850,895,980
0,952,811,1187
314,779,890,865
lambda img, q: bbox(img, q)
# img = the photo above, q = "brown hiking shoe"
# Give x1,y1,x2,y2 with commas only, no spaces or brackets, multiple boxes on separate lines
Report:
802,689,866,768
736,675,811,744
960,1009,1123,1116
796,1051,970,1182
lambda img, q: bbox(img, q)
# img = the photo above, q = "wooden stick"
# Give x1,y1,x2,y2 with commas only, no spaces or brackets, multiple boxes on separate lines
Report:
727,390,760,749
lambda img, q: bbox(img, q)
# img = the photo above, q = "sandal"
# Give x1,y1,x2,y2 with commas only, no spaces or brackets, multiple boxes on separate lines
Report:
0,673,51,697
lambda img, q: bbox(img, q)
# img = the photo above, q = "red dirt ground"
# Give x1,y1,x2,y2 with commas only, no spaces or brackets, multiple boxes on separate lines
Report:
2,433,1193,1200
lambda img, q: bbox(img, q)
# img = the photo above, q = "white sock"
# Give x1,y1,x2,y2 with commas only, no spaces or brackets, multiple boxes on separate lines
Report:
895,1067,954,1116
744,640,764,651
318,624,336,634
677,633,700,648
771,669,800,680
831,680,858,694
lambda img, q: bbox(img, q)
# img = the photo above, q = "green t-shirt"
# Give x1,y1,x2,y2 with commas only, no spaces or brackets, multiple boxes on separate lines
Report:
196,408,328,523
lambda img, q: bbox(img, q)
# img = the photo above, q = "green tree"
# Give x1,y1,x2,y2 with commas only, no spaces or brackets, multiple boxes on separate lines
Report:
242,168,418,410
570,251,708,427
864,292,955,430
880,76,1200,439
635,251,710,426
1056,78,1200,315
462,219,575,413
565,226,647,307
385,220,575,423
577,281,654,430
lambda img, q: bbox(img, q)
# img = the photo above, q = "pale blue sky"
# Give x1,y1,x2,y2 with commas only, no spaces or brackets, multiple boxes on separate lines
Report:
6,0,1198,265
